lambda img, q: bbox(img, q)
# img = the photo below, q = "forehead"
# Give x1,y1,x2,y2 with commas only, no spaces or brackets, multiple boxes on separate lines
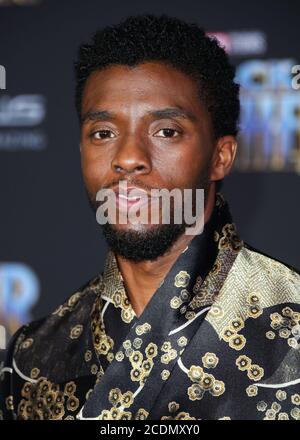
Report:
81,61,208,118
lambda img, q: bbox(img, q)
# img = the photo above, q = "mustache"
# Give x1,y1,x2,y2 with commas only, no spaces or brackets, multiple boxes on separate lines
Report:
101,178,161,193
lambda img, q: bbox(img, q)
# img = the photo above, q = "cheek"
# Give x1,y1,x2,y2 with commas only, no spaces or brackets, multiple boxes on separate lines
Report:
180,140,214,185
80,151,110,191
154,145,209,189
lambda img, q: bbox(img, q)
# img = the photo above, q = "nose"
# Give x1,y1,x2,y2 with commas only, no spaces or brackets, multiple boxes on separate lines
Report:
111,135,152,175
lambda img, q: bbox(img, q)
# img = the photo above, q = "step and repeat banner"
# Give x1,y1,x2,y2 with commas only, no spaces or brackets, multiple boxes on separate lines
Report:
0,0,299,346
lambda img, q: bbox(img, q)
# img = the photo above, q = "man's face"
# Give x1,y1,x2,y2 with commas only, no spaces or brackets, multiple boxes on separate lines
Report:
80,61,216,261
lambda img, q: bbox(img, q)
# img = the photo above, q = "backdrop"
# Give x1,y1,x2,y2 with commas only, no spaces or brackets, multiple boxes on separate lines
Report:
0,0,299,344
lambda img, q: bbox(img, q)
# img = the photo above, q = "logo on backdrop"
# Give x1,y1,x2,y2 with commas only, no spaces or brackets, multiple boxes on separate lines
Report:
0,94,47,151
0,262,40,346
209,31,267,57
235,59,300,173
211,31,300,174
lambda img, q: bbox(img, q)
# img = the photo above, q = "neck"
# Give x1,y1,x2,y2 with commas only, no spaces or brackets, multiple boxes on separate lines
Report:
115,185,216,318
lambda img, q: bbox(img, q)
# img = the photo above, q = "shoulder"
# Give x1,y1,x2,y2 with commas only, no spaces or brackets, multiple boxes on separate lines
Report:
235,243,300,305
206,242,300,335
243,242,300,275
3,272,104,383
14,271,104,348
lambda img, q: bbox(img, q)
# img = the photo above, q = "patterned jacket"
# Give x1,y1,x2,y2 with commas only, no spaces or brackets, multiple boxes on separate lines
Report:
1,194,300,420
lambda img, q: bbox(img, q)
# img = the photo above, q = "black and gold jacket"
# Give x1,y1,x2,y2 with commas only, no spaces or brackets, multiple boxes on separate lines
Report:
1,193,300,420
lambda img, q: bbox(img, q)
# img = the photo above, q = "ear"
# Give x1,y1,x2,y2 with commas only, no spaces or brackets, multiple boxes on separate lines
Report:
209,135,237,182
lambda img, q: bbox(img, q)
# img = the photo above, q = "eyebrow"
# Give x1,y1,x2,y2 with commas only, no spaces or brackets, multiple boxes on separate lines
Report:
81,107,197,124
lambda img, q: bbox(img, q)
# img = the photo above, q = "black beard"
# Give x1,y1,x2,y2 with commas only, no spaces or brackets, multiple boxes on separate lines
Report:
101,222,186,262
84,172,211,262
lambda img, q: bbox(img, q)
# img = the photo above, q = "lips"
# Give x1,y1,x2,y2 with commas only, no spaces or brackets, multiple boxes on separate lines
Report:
110,185,149,210
112,184,159,210
114,186,149,198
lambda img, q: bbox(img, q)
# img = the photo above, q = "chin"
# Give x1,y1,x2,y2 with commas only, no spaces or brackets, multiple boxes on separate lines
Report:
110,221,161,234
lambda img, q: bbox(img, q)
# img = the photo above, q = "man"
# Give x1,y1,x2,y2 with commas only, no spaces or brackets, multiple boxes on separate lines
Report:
1,14,300,421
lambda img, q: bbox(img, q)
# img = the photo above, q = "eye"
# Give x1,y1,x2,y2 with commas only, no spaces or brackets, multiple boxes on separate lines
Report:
154,128,181,138
90,130,116,140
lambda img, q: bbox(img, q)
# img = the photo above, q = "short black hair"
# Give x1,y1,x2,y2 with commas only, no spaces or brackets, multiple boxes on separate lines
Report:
74,14,240,139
